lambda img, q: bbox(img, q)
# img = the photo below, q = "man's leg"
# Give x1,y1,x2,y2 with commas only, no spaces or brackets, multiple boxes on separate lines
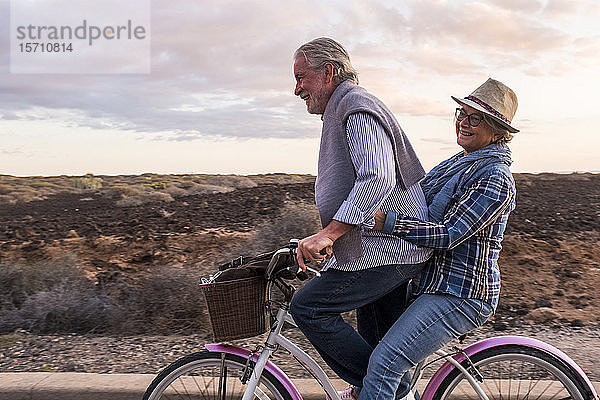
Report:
289,264,408,387
356,283,409,348
357,294,493,400
356,262,425,347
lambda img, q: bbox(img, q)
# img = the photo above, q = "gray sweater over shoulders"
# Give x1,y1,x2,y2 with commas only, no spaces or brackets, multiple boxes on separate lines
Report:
316,80,425,266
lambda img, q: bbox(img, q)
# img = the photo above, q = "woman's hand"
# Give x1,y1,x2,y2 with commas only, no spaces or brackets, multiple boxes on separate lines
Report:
373,209,386,231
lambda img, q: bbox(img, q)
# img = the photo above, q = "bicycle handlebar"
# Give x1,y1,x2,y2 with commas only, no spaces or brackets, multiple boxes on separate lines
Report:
215,239,321,283
264,239,321,282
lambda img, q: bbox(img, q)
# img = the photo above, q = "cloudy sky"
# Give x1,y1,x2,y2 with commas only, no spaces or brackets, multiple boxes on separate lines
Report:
1,0,599,176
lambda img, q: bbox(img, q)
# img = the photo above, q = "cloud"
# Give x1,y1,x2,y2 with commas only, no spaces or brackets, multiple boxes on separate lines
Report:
1,147,25,155
1,0,327,140
328,0,584,80
0,0,598,142
487,0,544,13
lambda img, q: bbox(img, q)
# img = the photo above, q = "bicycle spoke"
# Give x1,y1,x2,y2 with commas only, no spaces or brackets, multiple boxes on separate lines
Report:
517,361,523,400
455,381,475,400
437,347,585,400
482,376,499,400
177,375,192,400
508,359,512,400
143,351,290,400
191,375,207,399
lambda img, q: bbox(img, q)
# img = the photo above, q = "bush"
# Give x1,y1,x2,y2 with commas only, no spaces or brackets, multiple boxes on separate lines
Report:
149,182,167,190
0,257,117,334
15,283,115,333
164,185,187,198
0,257,208,335
238,200,321,255
118,265,209,334
185,184,234,196
70,174,103,190
116,192,174,207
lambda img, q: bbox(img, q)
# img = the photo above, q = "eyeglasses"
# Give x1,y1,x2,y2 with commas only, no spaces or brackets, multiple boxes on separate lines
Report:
455,108,484,127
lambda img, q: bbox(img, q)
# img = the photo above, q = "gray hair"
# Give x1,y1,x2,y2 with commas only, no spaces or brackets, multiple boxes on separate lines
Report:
484,114,514,144
294,37,359,85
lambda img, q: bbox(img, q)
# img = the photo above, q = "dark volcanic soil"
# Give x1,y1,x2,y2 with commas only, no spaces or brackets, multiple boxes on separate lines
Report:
0,183,314,242
0,173,599,328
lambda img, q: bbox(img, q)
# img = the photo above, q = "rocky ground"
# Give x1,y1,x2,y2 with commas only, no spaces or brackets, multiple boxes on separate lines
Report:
0,172,599,379
1,324,598,381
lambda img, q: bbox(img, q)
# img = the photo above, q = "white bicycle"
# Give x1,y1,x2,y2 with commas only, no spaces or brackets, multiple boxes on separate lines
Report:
144,240,598,400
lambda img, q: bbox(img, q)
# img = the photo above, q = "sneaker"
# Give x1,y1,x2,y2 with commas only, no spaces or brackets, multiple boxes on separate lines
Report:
337,385,358,399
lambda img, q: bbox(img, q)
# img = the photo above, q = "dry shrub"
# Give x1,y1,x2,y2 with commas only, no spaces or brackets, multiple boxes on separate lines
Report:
0,257,117,334
251,173,315,185
0,183,18,195
30,181,60,189
122,265,209,334
113,184,146,197
148,181,167,190
70,174,103,190
173,180,197,189
204,175,258,189
164,185,187,198
0,194,17,205
239,200,321,255
0,258,208,334
15,283,115,333
116,192,174,207
185,184,234,196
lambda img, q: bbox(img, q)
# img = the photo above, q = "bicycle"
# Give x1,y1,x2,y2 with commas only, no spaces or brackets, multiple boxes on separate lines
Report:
143,240,599,400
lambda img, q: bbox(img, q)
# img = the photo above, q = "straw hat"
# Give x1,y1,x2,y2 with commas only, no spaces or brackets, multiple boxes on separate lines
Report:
452,78,519,133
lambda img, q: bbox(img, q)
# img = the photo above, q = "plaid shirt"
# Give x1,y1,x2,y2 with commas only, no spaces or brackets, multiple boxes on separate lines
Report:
391,174,516,310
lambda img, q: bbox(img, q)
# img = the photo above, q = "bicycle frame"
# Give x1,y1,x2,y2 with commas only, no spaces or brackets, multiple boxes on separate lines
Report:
201,243,598,400
206,300,493,400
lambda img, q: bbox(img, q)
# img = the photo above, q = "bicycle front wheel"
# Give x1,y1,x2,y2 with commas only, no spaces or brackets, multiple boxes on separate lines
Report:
432,344,591,400
143,350,293,400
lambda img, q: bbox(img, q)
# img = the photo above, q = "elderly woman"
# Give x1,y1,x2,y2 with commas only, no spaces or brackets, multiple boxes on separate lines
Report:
353,78,519,400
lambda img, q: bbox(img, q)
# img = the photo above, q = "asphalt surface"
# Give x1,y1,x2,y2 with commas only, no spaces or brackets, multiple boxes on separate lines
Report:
0,373,347,400
1,373,598,400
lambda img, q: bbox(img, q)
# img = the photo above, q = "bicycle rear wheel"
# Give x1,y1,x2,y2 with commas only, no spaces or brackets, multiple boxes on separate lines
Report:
432,344,592,400
143,350,293,400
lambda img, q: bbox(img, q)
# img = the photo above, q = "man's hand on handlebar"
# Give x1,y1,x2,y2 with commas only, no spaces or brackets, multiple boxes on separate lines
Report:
296,232,333,271
296,220,354,271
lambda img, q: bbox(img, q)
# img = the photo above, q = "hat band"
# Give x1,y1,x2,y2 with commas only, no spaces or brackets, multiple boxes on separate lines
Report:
465,95,511,125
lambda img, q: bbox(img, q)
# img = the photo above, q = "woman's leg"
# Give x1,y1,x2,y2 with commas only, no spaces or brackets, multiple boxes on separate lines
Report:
358,294,493,400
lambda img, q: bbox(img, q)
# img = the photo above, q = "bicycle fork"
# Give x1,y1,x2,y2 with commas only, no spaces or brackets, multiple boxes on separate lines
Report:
241,307,289,400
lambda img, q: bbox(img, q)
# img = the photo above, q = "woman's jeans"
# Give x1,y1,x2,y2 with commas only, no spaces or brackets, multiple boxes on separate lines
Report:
357,294,493,400
289,263,424,387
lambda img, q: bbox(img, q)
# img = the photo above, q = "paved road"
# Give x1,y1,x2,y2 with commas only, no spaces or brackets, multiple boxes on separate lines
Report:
1,373,598,400
0,373,346,400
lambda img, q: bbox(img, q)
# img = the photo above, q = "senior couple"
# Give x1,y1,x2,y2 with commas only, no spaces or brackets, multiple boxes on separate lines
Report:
290,38,518,400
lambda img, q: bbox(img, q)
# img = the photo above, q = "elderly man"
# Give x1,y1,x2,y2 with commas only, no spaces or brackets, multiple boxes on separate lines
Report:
289,37,432,397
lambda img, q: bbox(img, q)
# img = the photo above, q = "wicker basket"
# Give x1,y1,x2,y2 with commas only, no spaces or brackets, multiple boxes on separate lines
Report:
201,275,269,342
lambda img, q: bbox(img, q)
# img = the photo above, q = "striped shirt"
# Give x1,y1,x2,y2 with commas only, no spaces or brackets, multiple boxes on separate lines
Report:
390,174,516,309
323,112,433,272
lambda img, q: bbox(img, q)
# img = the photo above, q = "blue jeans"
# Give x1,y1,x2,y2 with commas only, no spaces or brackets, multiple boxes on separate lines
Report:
357,294,493,400
289,263,424,387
